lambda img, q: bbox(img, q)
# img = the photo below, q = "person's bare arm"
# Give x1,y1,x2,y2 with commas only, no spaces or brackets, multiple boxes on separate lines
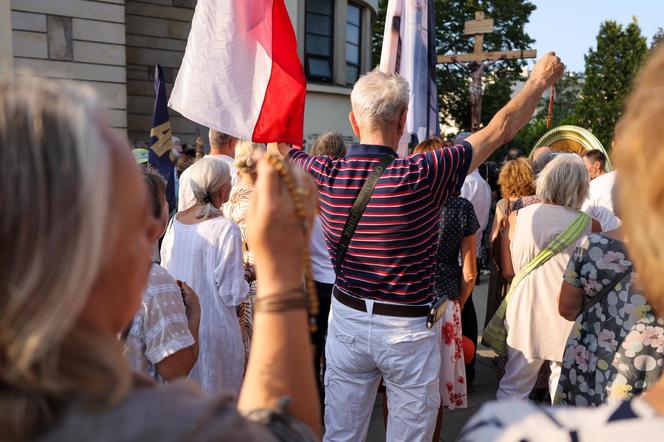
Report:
490,206,505,246
157,347,197,381
459,234,478,311
501,211,517,280
466,53,564,171
267,142,293,158
558,281,584,321
238,153,321,438
156,282,200,381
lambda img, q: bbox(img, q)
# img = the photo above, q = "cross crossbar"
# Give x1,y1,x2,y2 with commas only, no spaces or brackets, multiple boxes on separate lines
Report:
437,49,537,64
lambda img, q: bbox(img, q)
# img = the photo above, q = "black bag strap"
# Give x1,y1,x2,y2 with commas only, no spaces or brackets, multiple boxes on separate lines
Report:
583,264,633,313
335,153,396,276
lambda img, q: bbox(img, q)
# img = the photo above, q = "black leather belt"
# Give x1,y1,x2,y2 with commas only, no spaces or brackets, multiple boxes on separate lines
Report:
333,286,430,318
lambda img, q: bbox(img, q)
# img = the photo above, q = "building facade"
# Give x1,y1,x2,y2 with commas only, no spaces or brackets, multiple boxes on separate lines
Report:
1,0,378,147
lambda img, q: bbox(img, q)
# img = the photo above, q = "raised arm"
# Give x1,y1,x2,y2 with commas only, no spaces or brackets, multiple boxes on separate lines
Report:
238,153,321,438
466,52,564,171
267,142,293,158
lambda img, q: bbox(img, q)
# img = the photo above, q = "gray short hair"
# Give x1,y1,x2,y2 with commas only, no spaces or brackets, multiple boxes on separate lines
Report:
0,76,111,373
536,154,589,210
187,156,231,218
532,151,558,175
310,131,347,158
350,69,409,129
208,128,236,148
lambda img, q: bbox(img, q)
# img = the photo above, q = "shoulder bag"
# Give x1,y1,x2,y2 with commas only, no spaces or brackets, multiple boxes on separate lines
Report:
482,212,591,357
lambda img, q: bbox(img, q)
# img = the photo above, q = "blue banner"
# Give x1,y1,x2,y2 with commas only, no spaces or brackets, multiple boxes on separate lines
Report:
148,64,176,212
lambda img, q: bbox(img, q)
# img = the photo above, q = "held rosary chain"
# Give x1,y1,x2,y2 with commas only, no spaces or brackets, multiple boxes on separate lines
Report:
263,152,320,333
546,85,556,130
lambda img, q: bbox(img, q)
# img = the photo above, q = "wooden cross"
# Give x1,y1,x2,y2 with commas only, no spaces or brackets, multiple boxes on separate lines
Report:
437,11,537,132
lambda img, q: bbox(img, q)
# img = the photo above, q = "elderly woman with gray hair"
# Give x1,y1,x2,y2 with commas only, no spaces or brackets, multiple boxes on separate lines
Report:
161,156,250,395
495,154,601,402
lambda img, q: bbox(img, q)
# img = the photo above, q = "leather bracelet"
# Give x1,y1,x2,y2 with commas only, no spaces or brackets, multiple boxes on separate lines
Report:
254,289,308,313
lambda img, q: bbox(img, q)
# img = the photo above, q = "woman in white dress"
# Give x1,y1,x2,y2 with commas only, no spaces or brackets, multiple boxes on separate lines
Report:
161,157,249,395
497,154,600,402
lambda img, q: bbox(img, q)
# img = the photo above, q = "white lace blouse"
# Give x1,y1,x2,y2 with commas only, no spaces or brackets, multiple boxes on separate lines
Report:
125,264,195,383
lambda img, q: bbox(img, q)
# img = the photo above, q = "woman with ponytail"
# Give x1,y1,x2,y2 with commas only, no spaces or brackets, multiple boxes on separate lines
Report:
161,156,250,395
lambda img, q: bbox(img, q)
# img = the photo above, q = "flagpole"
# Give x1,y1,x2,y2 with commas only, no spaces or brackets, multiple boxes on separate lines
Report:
427,0,436,138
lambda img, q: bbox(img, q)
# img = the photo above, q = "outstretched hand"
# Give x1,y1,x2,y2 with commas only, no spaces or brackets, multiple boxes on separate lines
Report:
529,52,565,91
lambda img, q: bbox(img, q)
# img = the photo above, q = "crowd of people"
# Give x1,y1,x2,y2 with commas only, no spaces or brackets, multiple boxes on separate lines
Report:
3,47,664,442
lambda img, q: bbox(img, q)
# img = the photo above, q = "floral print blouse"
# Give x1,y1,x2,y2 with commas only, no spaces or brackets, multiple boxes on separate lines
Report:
554,233,664,406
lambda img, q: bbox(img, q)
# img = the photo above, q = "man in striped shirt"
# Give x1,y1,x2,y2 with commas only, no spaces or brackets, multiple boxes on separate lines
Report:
274,53,564,442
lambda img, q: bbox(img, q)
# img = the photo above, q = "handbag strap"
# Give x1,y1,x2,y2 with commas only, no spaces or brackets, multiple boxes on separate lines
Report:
583,264,633,313
335,152,397,276
505,212,590,304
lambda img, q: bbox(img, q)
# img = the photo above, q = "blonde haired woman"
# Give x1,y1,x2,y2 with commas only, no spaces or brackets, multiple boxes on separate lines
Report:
161,157,249,395
496,154,600,401
223,140,263,368
0,76,320,440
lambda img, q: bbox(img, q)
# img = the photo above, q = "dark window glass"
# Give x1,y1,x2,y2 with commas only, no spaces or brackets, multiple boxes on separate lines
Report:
345,3,362,85
347,23,360,45
345,65,359,85
306,0,333,15
308,58,333,78
346,43,359,63
305,0,334,83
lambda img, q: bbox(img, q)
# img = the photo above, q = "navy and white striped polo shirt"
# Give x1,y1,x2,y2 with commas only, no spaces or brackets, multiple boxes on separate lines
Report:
289,142,473,304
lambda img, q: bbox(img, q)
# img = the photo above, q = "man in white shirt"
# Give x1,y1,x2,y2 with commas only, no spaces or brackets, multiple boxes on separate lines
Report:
178,129,239,211
582,149,620,231
456,132,492,387
457,133,492,256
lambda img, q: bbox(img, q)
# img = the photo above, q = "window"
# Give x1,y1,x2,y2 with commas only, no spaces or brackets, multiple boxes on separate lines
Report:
345,3,362,85
305,0,334,82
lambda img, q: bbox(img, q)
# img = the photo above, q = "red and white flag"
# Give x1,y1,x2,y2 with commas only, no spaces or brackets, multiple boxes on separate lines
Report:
169,0,306,145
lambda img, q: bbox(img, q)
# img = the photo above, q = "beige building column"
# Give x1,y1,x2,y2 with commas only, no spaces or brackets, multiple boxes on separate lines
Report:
361,6,373,73
0,0,13,76
333,0,347,86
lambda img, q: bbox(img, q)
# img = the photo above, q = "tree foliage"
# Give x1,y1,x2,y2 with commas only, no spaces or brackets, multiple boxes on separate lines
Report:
372,0,536,132
574,19,648,149
652,27,664,49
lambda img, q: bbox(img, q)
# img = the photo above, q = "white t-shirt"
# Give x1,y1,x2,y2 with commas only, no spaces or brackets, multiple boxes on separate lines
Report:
310,215,336,284
460,169,492,256
459,398,664,442
582,171,620,232
178,154,238,212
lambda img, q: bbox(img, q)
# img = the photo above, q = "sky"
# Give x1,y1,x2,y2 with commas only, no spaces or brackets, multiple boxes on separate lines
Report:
524,0,663,72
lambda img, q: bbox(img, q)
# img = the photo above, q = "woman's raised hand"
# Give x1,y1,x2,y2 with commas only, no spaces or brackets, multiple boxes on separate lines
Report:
246,151,318,295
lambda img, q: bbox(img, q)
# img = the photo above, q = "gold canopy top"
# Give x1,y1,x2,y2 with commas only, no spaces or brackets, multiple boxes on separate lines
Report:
530,125,612,171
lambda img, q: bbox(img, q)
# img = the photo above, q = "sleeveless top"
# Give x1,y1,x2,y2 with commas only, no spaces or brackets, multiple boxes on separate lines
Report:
505,203,591,361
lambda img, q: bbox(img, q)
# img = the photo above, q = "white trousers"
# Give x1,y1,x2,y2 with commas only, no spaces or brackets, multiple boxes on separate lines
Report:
496,346,561,404
323,298,441,442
